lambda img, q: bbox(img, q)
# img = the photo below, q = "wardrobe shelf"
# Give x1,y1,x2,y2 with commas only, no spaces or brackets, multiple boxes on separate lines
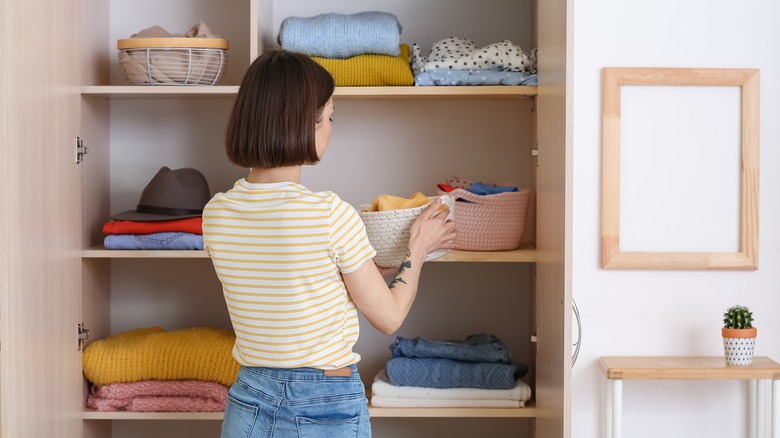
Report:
80,85,537,99
369,403,537,418
334,86,537,99
81,85,239,98
82,404,537,420
82,247,209,258
82,410,223,420
81,245,537,262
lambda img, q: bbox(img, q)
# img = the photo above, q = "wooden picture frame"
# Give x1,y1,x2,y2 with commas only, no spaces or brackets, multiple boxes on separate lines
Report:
601,67,760,270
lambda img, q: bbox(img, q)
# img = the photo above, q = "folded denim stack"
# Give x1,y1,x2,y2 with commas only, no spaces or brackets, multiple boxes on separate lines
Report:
371,333,532,408
278,11,414,86
102,217,204,250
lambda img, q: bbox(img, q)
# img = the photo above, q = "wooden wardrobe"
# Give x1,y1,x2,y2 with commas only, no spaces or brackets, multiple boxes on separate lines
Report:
0,0,571,437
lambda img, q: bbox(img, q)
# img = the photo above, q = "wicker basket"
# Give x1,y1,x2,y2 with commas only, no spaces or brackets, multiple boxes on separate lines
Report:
359,196,454,268
438,184,530,251
117,37,229,85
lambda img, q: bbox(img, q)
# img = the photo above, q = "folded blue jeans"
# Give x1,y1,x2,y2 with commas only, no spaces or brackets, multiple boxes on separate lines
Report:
104,232,203,250
390,333,511,363
385,357,527,390
221,365,370,438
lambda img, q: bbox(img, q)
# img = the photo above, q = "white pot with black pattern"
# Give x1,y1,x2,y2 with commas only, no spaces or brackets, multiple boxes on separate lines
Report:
722,327,757,366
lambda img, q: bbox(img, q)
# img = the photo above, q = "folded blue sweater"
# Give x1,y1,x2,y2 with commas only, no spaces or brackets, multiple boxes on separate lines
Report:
278,11,402,59
386,357,527,390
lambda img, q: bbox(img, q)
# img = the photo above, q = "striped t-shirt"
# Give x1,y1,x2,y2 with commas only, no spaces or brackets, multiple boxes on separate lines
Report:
202,179,376,369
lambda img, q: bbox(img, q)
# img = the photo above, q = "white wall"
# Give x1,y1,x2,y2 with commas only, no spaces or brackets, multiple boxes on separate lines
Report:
572,1,780,437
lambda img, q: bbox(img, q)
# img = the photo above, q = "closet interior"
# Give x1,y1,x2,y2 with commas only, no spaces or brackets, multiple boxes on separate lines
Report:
75,1,569,437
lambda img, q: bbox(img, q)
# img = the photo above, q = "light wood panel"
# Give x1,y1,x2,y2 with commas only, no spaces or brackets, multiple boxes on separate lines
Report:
600,356,780,380
535,0,572,437
1,0,83,436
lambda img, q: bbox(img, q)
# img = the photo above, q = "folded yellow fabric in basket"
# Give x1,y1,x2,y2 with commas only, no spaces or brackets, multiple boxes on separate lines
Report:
82,326,240,386
312,44,414,86
367,192,430,212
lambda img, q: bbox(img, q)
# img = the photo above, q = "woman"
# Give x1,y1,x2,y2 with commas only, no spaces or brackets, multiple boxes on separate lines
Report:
203,49,456,438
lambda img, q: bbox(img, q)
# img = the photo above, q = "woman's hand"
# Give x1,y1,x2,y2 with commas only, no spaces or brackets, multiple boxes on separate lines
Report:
407,197,457,256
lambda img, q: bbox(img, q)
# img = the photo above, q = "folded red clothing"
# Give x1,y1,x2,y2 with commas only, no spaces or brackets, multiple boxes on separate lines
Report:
102,217,203,235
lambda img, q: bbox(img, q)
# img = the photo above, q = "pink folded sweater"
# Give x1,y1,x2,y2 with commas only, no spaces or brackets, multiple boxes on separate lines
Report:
87,379,228,412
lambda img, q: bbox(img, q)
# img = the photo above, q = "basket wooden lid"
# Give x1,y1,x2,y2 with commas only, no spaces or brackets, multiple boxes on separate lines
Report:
118,38,229,50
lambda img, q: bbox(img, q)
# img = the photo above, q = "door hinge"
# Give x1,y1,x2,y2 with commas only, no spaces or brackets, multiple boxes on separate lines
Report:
76,137,89,164
77,323,90,351
532,139,540,167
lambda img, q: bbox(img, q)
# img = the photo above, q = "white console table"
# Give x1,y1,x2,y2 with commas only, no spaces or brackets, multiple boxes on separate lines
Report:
600,356,780,438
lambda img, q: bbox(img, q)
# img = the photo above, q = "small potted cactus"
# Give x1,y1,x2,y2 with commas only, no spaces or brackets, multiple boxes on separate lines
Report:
722,305,757,366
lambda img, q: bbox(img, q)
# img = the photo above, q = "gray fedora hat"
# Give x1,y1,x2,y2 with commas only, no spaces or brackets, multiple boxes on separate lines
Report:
111,167,211,222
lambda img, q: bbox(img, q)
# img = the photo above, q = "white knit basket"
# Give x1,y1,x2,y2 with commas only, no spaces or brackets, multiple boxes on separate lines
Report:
359,196,454,268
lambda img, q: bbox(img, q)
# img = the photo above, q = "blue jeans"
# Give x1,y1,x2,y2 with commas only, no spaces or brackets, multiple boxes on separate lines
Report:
390,333,511,363
221,365,371,438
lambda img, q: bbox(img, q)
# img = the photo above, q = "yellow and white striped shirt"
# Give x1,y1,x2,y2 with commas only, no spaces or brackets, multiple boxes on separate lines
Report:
203,179,376,369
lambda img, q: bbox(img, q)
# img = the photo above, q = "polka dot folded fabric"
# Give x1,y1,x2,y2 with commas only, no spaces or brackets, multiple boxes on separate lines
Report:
411,37,537,75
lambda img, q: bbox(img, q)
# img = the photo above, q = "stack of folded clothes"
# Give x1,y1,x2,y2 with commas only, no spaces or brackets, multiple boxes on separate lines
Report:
103,216,204,250
278,11,414,86
412,37,538,86
437,175,519,196
103,166,210,250
82,326,240,412
371,333,532,408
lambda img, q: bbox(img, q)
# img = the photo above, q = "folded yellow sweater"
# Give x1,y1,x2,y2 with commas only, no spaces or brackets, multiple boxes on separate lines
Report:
312,44,414,86
82,326,240,386
368,192,430,212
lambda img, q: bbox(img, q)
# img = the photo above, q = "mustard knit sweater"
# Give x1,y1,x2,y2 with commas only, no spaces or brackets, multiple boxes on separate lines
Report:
312,44,414,87
82,327,240,387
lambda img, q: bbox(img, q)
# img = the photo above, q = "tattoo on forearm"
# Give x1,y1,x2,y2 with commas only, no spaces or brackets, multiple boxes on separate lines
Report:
389,249,412,289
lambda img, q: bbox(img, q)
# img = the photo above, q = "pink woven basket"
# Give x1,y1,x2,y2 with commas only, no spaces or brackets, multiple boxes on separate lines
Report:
439,185,530,251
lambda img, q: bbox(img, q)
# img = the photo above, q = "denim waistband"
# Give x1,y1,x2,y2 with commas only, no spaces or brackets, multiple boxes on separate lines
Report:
239,364,360,382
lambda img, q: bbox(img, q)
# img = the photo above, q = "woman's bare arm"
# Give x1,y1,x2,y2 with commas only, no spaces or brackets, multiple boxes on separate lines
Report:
342,198,456,334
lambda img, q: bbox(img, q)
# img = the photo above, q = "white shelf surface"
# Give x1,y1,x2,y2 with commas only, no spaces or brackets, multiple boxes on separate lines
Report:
83,403,537,420
82,244,537,262
81,85,537,99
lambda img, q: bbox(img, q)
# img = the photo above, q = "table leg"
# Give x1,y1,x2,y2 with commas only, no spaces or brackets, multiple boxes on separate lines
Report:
772,379,779,438
749,380,757,438
612,379,622,438
605,377,612,438
759,379,767,438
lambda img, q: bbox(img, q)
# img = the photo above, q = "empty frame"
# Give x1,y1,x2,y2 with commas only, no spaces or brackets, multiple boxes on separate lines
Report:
601,67,759,270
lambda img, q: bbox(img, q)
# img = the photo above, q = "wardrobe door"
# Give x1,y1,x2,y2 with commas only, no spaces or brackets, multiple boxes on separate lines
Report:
535,0,572,437
0,0,83,436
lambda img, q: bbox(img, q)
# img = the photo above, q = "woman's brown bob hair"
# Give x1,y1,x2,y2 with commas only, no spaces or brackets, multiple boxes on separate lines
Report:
225,50,335,168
